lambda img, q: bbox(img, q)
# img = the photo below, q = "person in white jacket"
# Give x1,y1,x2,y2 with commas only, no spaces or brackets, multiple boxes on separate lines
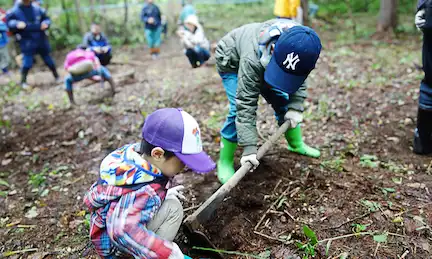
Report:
177,15,210,68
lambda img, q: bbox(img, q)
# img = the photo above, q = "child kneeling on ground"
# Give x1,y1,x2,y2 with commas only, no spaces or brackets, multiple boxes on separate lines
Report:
177,15,210,68
84,108,216,258
64,45,115,105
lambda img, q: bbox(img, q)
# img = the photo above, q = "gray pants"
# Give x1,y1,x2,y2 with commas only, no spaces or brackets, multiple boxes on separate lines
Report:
108,195,184,258
0,46,10,70
147,195,184,241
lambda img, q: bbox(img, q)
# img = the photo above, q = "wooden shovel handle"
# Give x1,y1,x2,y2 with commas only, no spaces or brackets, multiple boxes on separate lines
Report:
184,120,293,229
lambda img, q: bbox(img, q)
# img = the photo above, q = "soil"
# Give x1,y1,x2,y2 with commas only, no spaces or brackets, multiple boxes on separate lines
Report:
0,23,431,259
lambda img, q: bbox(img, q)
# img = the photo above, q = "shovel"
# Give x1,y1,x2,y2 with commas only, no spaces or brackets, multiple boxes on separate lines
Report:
182,120,293,258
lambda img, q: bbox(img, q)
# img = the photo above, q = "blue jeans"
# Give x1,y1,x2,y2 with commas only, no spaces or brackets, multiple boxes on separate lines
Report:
420,81,432,110
145,27,162,48
220,73,290,142
64,66,111,91
185,47,210,67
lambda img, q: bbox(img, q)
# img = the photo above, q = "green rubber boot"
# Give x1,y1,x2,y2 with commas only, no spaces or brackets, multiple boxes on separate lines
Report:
217,137,238,184
285,125,320,158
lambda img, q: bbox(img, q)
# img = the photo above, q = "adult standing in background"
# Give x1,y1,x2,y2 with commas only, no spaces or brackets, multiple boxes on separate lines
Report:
413,0,432,155
6,0,60,89
274,0,303,24
141,0,162,59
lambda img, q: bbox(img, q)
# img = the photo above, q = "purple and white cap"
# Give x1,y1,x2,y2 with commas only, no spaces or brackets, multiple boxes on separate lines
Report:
142,108,216,173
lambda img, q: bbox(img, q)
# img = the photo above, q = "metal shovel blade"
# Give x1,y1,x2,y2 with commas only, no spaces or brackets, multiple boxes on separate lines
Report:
182,223,224,259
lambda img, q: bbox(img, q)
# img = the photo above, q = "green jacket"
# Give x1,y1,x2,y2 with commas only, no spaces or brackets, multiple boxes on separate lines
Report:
215,20,308,156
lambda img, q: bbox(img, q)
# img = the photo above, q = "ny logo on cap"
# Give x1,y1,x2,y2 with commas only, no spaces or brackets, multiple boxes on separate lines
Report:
192,127,202,147
283,52,300,71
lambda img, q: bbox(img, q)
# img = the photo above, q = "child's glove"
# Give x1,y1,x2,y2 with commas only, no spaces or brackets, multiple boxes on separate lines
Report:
416,9,426,30
93,47,102,54
240,154,259,171
284,110,303,128
166,185,186,201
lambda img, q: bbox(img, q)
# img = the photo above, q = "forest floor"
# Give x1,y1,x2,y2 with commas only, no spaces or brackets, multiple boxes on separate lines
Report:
0,14,431,259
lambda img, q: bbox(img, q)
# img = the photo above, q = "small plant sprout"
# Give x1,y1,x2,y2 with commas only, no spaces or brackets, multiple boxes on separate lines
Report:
360,199,381,212
352,223,370,236
360,154,379,168
297,225,319,258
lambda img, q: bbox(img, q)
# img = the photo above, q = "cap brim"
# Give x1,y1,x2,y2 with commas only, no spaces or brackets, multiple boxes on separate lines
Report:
264,56,307,94
175,151,216,173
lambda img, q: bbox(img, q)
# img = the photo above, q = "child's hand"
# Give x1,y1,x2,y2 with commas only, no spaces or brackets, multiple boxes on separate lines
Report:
148,17,155,24
416,9,426,30
176,30,185,37
17,21,26,29
40,22,49,31
166,185,186,201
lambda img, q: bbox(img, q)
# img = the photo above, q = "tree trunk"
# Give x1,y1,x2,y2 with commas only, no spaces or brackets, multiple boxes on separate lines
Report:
165,0,181,34
89,0,95,23
60,0,71,33
301,0,309,26
74,0,86,35
377,0,398,33
100,0,107,32
123,0,129,44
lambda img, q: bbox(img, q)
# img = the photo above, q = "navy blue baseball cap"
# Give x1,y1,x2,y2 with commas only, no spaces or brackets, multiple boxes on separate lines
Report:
264,26,322,94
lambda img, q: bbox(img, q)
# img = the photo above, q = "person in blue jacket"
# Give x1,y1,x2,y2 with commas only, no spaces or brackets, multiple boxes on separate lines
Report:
6,0,60,89
0,20,10,76
82,23,112,66
141,0,162,59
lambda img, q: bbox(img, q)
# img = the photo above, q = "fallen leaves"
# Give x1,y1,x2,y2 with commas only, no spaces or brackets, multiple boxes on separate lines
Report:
1,159,12,166
406,183,426,189
373,233,388,243
60,140,76,146
0,178,10,187
27,252,50,259
25,206,39,219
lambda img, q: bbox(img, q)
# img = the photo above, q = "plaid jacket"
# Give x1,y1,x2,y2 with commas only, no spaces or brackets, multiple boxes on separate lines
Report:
84,144,175,258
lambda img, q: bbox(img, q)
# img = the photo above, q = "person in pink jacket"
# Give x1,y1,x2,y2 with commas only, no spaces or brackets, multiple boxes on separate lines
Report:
64,44,115,105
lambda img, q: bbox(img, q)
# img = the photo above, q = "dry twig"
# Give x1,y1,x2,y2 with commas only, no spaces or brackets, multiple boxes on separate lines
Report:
253,231,293,244
399,250,409,259
183,203,203,213
323,212,371,230
283,209,296,221
254,185,291,231
373,243,380,257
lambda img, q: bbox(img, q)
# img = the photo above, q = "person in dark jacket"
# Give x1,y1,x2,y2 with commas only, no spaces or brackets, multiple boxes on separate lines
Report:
141,0,162,59
6,0,59,89
414,0,432,155
82,23,112,66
